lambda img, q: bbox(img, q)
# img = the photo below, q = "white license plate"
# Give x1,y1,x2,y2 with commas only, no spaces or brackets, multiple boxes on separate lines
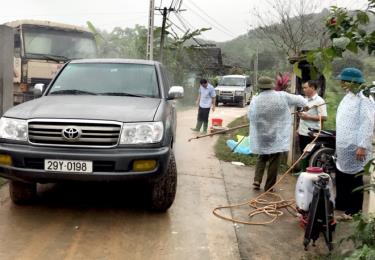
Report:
44,159,93,173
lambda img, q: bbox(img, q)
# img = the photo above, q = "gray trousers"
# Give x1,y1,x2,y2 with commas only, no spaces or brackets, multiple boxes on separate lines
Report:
254,152,282,191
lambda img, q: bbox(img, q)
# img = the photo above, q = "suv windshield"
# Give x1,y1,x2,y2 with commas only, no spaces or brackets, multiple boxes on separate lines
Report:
48,63,160,98
219,77,245,86
23,27,97,59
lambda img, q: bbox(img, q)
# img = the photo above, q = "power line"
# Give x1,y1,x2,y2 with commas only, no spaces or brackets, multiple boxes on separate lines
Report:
173,12,190,31
183,0,235,38
176,0,183,11
186,0,233,33
169,13,204,46
173,12,209,42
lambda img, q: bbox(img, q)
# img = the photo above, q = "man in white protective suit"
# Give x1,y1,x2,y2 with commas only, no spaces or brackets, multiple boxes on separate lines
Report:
335,67,375,221
248,76,308,192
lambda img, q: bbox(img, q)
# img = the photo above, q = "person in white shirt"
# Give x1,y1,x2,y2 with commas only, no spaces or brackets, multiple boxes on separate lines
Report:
191,79,216,134
297,80,327,170
335,67,375,221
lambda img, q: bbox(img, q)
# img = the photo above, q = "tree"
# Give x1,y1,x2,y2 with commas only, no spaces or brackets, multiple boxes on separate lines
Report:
307,0,375,79
253,0,327,57
229,67,245,74
257,50,278,70
332,55,364,76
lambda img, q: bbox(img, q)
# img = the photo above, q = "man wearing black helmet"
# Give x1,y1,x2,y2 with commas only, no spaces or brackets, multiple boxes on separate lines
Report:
335,67,375,221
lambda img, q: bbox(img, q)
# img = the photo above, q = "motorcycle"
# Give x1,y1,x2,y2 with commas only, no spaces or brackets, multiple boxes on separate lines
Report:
303,127,336,176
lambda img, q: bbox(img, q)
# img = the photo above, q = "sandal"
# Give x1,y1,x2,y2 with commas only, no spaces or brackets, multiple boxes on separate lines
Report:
252,181,260,190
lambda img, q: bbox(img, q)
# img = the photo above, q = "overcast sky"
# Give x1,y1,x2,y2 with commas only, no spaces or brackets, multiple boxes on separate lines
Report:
0,0,370,42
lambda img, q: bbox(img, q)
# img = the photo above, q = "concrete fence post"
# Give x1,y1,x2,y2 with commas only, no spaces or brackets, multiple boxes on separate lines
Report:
368,145,375,215
288,73,297,166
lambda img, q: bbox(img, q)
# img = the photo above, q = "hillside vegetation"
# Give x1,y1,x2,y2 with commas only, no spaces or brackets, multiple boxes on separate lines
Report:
214,9,375,82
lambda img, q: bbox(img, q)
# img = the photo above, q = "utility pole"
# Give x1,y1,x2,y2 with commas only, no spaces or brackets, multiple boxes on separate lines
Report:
254,47,258,86
159,7,168,62
146,0,155,60
156,7,185,62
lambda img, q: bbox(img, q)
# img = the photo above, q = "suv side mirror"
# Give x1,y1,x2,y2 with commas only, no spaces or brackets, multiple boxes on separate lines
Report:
168,86,184,100
34,83,45,92
33,83,44,98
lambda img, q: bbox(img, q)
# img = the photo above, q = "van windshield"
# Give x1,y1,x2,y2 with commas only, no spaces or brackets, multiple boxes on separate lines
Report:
23,27,97,60
219,77,245,86
48,63,160,98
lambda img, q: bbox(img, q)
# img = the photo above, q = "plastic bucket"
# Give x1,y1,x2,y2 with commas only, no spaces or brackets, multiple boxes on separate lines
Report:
212,118,223,126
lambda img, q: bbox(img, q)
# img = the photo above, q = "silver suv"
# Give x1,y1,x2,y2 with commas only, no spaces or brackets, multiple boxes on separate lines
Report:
215,75,253,107
0,59,184,211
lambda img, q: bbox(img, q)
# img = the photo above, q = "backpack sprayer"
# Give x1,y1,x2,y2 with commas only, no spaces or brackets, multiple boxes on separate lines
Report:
295,167,336,251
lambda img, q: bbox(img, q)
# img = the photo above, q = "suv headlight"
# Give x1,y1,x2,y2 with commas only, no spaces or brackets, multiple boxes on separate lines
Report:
215,89,220,95
120,122,164,144
0,117,28,141
235,91,244,96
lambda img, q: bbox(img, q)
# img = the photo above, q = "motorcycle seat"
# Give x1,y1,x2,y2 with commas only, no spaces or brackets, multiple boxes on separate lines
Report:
307,128,336,138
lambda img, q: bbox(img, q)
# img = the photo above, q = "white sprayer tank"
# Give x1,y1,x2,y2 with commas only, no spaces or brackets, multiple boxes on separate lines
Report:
295,167,335,212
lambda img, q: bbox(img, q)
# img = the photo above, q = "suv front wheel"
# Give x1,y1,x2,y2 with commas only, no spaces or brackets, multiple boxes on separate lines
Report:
149,151,177,211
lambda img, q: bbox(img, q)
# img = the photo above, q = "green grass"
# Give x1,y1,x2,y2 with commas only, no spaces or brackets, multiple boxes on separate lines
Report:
214,115,258,166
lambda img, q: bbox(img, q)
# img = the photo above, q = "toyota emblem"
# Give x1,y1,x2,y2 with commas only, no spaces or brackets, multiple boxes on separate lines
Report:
62,126,81,141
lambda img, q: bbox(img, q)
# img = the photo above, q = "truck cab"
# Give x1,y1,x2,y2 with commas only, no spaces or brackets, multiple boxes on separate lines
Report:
4,20,97,105
215,75,252,107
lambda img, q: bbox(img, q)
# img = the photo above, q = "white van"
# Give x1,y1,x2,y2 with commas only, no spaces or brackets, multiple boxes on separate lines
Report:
215,75,253,107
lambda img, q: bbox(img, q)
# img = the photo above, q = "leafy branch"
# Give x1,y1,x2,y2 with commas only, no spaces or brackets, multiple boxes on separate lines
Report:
308,0,375,79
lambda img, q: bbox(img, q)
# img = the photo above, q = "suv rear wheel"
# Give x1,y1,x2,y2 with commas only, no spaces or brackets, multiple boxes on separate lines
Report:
9,180,37,204
149,151,177,211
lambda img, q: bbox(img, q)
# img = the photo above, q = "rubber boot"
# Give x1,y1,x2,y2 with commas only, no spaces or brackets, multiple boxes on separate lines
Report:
202,121,208,134
192,121,203,132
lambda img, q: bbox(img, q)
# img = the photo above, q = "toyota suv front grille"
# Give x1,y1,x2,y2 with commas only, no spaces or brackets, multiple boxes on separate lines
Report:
221,91,234,97
28,120,122,148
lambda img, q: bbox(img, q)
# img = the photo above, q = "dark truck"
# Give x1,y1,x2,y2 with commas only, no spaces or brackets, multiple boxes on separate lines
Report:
0,59,184,211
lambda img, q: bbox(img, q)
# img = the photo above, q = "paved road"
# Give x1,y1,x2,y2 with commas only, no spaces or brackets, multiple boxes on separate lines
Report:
0,105,248,260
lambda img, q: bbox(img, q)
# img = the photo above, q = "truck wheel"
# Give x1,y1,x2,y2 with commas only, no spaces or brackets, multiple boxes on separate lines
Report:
247,93,252,105
9,180,36,204
215,99,219,107
149,151,177,211
240,96,246,107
